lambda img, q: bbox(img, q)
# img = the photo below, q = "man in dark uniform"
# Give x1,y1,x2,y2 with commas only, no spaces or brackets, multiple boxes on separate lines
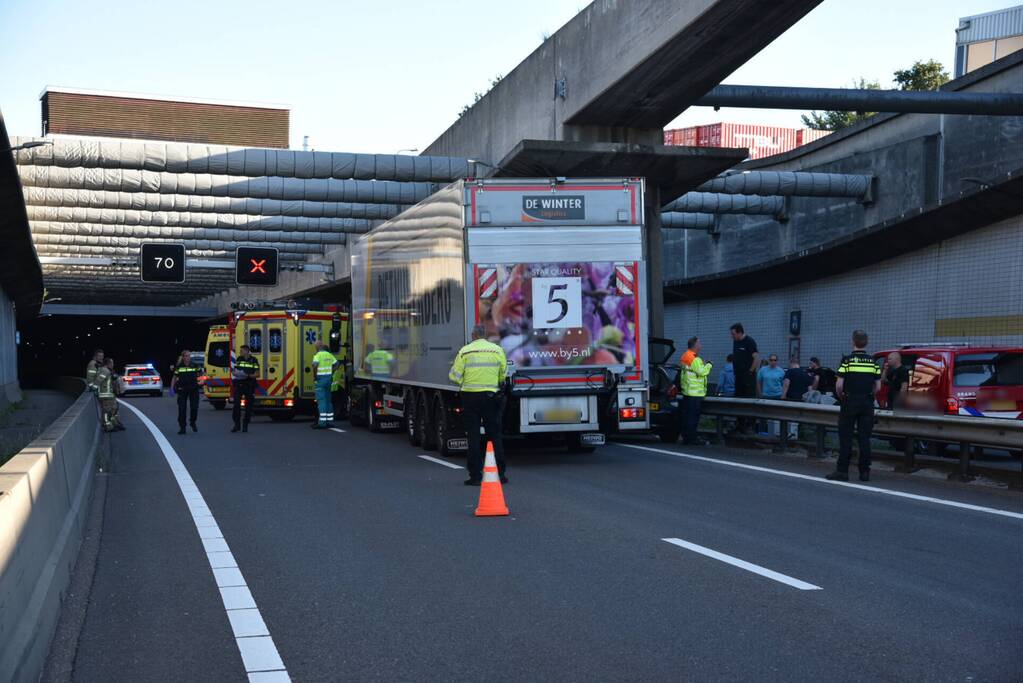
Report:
826,330,882,482
172,349,202,435
231,345,260,433
730,323,759,432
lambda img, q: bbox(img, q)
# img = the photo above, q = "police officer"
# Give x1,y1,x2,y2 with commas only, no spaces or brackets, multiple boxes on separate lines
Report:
96,357,125,432
311,340,339,429
86,348,104,389
449,324,508,486
172,349,202,435
826,330,882,482
231,345,259,433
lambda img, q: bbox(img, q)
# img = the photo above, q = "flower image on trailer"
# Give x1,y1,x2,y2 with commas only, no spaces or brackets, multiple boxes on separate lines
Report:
475,261,639,368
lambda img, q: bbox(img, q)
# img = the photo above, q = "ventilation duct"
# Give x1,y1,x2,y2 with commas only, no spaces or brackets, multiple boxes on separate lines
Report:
662,192,786,217
696,171,873,201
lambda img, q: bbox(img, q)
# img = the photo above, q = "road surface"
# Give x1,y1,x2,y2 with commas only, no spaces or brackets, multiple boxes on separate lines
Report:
44,395,1023,681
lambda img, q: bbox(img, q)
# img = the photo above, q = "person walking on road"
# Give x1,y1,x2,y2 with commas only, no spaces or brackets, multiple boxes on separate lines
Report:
678,336,713,445
311,341,339,429
231,345,260,433
730,324,759,432
86,348,104,389
172,349,202,435
826,330,882,482
449,324,508,486
96,358,124,432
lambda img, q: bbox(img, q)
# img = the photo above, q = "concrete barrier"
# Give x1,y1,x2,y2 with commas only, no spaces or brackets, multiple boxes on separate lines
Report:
0,380,104,682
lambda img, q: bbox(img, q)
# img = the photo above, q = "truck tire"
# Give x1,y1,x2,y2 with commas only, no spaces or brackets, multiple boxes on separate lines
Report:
348,392,366,428
332,390,349,421
210,399,227,410
368,387,383,433
406,389,422,446
418,391,437,451
566,433,596,454
434,394,454,456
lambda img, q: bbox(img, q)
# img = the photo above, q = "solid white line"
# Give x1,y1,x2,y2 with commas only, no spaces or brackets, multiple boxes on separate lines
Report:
417,454,464,470
662,538,822,591
329,427,346,434
620,443,1023,521
118,400,291,680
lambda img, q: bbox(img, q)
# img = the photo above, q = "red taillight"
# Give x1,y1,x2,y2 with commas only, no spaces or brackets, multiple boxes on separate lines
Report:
619,407,646,421
284,399,294,407
946,397,959,414
373,400,384,409
240,398,247,407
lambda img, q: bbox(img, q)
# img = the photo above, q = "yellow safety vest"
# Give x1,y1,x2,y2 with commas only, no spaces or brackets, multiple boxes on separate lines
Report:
313,350,337,376
449,338,507,392
365,349,394,375
96,367,116,398
86,360,100,387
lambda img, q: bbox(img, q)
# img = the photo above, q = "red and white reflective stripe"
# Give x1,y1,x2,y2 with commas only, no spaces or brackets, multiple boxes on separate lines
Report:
615,264,635,295
478,268,498,298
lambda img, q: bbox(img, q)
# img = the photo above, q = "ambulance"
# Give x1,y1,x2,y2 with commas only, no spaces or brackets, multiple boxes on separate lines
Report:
203,324,232,410
230,306,350,420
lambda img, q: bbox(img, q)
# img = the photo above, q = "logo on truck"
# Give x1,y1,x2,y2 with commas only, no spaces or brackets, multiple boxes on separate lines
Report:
522,195,585,221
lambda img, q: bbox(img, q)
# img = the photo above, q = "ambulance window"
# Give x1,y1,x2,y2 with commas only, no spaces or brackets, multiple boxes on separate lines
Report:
248,329,262,352
208,342,229,368
269,328,283,353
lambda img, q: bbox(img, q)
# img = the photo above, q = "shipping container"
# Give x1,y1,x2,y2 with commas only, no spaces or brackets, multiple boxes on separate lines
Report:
663,123,831,158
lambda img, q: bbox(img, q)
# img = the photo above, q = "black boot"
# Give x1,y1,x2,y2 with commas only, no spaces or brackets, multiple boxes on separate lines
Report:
178,426,186,435
191,422,198,433
825,471,848,481
231,425,240,433
242,423,248,433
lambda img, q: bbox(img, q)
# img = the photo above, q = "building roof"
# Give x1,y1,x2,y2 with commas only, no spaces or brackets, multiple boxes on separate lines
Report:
40,86,290,111
956,4,1023,45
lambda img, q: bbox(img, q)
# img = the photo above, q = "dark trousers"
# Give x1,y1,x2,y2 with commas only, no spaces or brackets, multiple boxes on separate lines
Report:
681,395,703,443
177,388,200,428
734,371,756,430
232,381,255,427
461,391,505,481
837,395,874,473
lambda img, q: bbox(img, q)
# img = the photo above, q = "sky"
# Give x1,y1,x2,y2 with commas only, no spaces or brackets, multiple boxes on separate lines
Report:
0,0,1015,153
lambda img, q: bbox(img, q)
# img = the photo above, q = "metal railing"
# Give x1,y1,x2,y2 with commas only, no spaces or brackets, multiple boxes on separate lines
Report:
699,397,1023,481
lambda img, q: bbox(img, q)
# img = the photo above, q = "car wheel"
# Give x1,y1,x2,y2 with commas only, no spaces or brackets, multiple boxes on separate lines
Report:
406,390,422,446
418,391,437,451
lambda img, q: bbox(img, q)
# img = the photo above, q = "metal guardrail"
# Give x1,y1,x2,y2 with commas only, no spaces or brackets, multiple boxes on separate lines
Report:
700,397,1023,480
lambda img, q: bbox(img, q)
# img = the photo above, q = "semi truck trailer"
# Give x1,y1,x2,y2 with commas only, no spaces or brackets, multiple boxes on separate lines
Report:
348,177,651,454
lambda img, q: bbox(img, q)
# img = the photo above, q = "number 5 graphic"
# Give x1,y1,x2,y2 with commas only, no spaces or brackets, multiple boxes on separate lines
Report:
546,284,568,324
531,277,582,329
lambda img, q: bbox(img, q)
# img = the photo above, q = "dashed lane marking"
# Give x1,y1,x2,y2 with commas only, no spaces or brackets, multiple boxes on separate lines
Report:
329,427,346,434
619,443,1023,522
118,400,291,682
417,455,464,470
662,538,822,591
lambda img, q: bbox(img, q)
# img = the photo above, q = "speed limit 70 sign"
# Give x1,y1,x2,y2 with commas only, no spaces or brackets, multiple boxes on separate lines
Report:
140,243,186,283
531,277,582,329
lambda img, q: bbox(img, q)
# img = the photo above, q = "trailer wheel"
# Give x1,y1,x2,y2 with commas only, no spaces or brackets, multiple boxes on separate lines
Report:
434,394,454,456
418,391,437,451
210,399,227,411
406,390,422,446
348,391,365,428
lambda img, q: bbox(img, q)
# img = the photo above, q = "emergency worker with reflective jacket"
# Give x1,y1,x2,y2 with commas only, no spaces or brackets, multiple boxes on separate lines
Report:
86,348,104,389
677,336,713,445
449,324,508,486
172,349,202,435
311,340,339,429
95,357,124,432
231,345,260,433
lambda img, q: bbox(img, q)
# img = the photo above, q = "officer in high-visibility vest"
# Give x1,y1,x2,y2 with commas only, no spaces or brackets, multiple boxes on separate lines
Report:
363,343,394,377
677,336,713,445
311,340,339,429
231,345,260,433
85,348,104,390
95,357,124,432
172,349,202,435
449,324,508,486
827,329,882,482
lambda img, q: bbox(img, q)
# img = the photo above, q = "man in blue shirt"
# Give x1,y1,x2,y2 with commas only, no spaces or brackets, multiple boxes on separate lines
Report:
757,354,785,399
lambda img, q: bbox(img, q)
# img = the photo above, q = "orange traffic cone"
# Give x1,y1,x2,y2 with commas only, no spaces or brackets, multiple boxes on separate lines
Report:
475,441,509,517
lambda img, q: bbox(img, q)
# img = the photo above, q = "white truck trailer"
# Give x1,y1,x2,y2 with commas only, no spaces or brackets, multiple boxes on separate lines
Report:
348,177,651,454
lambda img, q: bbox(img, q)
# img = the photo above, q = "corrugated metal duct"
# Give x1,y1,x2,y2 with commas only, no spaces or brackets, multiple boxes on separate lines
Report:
13,137,471,182
27,206,374,233
32,232,334,253
17,166,436,204
662,192,785,217
661,212,717,230
30,221,348,245
22,187,407,220
697,172,872,199
33,243,314,260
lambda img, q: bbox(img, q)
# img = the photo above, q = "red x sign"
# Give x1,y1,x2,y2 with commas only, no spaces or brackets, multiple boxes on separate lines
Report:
249,259,267,274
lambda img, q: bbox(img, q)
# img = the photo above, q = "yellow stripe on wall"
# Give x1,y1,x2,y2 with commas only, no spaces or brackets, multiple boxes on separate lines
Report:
935,315,1023,337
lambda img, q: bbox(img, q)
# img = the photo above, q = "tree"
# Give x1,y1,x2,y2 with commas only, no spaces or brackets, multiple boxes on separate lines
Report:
801,78,881,131
893,59,950,91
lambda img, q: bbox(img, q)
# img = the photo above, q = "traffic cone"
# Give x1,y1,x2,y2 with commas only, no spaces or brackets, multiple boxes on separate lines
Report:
475,441,509,517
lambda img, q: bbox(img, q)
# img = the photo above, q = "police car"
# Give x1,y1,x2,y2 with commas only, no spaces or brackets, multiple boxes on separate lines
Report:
119,364,164,397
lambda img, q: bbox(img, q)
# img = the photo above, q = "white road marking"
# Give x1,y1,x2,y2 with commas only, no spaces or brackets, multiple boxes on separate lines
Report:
662,538,822,591
118,400,291,681
621,443,1023,521
329,427,346,434
417,454,465,470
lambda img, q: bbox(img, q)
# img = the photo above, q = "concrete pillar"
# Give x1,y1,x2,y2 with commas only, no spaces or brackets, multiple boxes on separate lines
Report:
644,184,664,337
